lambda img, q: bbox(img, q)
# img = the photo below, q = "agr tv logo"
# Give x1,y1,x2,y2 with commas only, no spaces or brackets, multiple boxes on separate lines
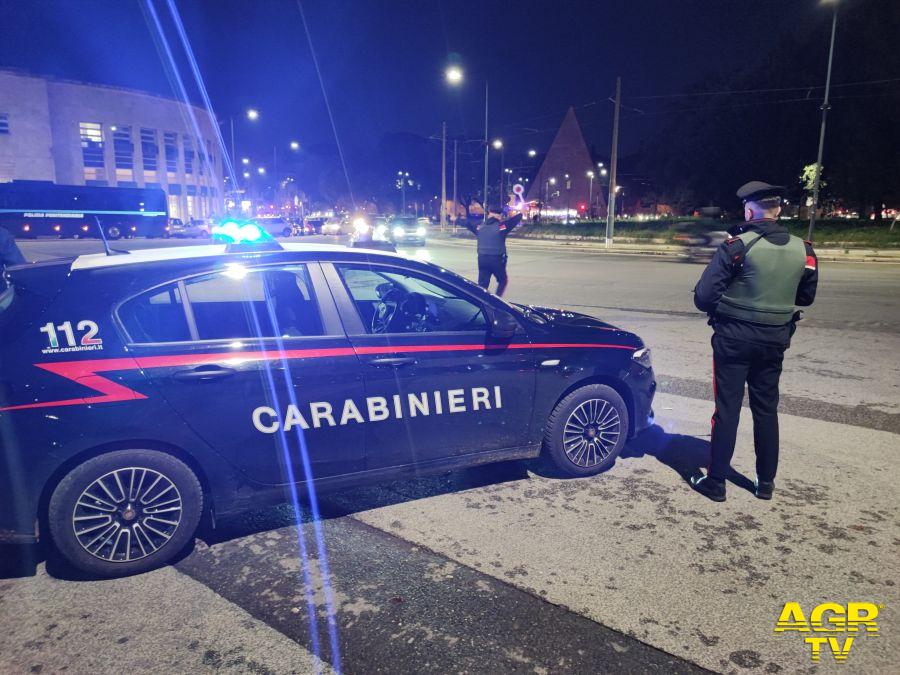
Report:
775,601,882,662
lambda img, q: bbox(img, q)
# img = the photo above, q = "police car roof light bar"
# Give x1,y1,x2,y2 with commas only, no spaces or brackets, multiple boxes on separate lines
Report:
212,219,285,253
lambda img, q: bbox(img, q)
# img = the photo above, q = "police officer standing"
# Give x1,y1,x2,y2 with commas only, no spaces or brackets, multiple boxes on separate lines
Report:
464,209,523,296
691,181,818,502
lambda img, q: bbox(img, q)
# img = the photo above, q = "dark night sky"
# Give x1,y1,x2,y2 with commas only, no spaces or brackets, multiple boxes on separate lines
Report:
0,1,835,174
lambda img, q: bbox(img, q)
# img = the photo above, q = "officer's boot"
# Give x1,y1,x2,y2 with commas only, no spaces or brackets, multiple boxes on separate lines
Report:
689,474,726,502
754,479,775,500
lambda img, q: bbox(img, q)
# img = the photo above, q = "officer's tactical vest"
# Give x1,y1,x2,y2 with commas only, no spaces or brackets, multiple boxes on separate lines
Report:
477,222,506,256
717,232,806,325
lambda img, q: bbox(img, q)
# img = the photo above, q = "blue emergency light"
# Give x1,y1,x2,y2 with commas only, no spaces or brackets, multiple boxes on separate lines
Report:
212,219,283,252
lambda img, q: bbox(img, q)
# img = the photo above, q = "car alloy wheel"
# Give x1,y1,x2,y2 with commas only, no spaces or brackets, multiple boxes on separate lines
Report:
49,450,203,576
563,399,621,468
543,384,629,477
72,467,183,563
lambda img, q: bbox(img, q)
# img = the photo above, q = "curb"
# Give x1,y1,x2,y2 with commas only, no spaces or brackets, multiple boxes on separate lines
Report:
429,233,900,264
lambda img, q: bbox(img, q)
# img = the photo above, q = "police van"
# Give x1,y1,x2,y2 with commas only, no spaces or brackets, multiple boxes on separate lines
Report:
0,237,655,576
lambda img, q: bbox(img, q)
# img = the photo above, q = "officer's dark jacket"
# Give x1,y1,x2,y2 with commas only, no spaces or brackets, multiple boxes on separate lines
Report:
464,214,524,256
693,219,818,346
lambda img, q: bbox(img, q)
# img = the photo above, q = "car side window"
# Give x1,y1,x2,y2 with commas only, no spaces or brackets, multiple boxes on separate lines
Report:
119,265,324,343
336,264,487,335
119,284,191,343
185,265,324,341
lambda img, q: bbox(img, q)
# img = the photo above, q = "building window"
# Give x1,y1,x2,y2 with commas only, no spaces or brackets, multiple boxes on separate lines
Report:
141,128,159,181
113,125,134,183
80,122,105,182
183,136,194,176
167,194,181,220
0,113,9,134
164,132,179,176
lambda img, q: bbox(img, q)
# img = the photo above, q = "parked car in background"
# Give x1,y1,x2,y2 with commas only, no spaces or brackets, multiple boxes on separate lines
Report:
255,216,296,238
305,217,326,234
168,218,211,239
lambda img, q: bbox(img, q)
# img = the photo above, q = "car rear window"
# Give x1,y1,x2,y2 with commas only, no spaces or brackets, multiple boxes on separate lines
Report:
119,284,192,343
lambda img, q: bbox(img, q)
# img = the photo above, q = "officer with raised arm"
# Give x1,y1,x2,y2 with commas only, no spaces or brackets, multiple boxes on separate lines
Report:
690,181,818,502
464,209,523,296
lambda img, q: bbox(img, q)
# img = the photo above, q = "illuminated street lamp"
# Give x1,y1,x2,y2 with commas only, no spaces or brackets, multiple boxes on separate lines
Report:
241,157,250,165
289,140,300,151
445,65,463,86
528,148,537,158
491,139,503,150
600,168,608,177
242,171,250,179
257,166,266,175
246,108,260,121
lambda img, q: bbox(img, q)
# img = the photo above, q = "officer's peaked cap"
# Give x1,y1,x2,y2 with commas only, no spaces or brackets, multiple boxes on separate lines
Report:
736,181,785,204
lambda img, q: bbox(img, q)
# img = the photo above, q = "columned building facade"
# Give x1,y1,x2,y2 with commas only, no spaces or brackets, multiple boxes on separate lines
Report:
0,69,224,221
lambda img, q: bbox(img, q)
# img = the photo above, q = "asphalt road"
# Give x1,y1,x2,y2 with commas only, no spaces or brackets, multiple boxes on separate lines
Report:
2,237,898,674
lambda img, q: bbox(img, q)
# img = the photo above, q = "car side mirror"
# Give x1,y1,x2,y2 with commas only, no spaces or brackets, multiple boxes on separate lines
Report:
486,306,519,339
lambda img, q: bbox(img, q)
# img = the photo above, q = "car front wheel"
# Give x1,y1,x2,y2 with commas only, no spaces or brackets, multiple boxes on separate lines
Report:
543,384,629,477
48,450,203,577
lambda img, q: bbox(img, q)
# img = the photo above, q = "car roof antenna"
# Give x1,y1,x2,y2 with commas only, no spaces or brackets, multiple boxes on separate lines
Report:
94,217,129,256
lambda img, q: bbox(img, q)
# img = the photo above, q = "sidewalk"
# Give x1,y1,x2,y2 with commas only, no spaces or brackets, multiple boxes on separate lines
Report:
431,230,900,263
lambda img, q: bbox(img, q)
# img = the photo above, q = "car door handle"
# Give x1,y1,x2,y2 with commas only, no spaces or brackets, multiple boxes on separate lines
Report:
170,365,237,382
369,357,415,367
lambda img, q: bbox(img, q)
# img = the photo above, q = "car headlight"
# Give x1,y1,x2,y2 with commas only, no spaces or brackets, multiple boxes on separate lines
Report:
632,347,652,369
416,226,426,236
353,217,369,233
393,226,405,237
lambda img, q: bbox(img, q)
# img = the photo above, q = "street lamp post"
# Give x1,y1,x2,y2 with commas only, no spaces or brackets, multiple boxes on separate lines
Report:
397,171,409,212
492,139,504,211
564,174,571,225
444,65,489,222
808,0,839,242
483,82,489,221
587,170,595,219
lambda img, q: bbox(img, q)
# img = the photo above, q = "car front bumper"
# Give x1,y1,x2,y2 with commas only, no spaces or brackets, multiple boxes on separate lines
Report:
625,365,657,437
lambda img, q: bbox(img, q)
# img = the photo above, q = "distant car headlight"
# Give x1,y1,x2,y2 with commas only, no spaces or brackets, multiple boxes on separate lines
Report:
353,217,369,234
632,347,652,369
416,226,426,236
393,226,405,238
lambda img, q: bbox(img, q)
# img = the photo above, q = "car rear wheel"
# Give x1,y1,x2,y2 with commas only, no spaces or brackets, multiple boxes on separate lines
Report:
48,450,203,577
281,227,292,237
543,384,629,477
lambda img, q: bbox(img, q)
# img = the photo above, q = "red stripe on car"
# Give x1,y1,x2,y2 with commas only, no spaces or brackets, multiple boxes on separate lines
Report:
1,342,636,411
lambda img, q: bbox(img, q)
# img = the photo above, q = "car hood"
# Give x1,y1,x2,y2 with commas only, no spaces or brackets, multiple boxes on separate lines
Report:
517,304,642,346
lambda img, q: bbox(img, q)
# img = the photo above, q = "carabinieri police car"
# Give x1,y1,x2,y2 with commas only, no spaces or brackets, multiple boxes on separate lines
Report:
0,232,655,576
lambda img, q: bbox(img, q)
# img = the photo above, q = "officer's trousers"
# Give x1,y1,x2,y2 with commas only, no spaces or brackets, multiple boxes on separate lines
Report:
477,254,508,296
709,334,786,482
